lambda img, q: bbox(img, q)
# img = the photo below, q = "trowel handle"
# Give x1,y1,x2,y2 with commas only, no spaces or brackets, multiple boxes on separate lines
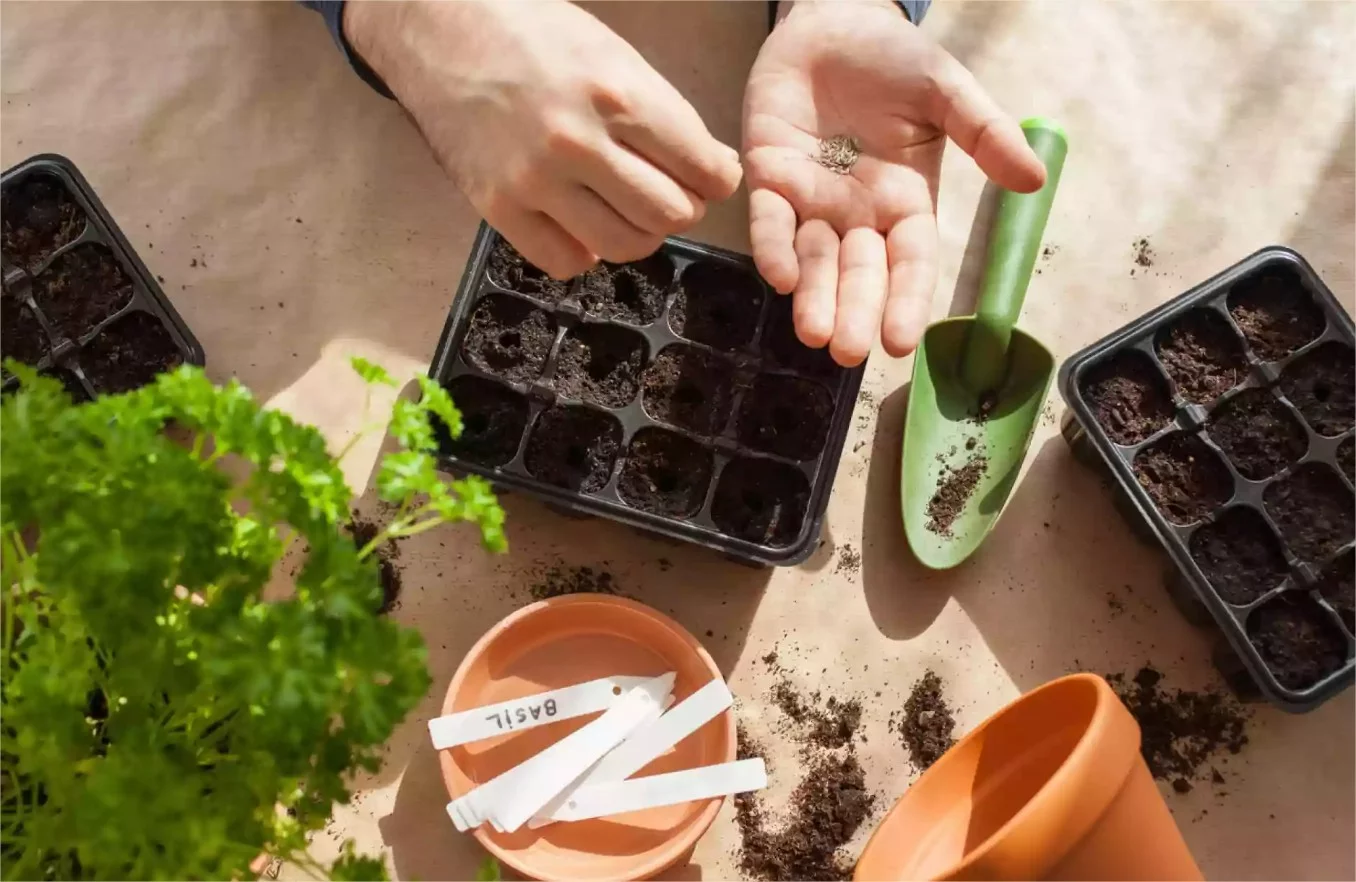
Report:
960,118,1068,393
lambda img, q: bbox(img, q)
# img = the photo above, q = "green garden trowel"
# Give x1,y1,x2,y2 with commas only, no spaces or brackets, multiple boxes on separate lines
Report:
902,118,1068,569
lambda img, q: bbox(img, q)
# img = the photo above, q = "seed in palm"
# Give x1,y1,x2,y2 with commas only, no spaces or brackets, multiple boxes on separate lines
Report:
816,134,862,175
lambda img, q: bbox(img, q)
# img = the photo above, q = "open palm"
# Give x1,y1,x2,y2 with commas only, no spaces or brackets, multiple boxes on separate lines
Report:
744,0,1045,367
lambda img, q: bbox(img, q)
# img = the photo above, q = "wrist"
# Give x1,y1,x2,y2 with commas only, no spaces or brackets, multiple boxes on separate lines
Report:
777,0,908,25
342,1,404,92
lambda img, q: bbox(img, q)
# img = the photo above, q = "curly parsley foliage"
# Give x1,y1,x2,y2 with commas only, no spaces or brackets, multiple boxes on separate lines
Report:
0,359,504,880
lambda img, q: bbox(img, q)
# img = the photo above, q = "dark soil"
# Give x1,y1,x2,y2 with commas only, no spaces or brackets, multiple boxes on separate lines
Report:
711,456,810,547
1132,237,1155,268
461,293,556,384
486,236,570,302
1207,389,1307,480
617,428,713,517
348,515,401,614
1228,268,1325,362
523,405,621,492
528,565,620,600
554,323,646,408
772,681,865,751
1188,506,1290,605
670,261,764,350
1155,309,1246,405
578,253,672,325
1279,342,1354,437
736,374,834,460
1340,437,1354,481
835,543,861,575
734,729,872,881
81,312,183,394
1133,433,1232,525
762,297,842,379
31,244,134,340
926,452,988,537
1248,595,1350,691
1,295,48,366
43,365,89,402
1263,463,1354,564
641,344,734,435
1081,352,1174,445
1,175,84,271
894,671,956,772
1315,549,1354,633
436,375,527,466
1106,667,1249,785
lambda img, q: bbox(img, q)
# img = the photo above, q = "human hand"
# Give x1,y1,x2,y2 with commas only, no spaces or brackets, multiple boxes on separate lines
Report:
346,0,743,279
744,0,1046,366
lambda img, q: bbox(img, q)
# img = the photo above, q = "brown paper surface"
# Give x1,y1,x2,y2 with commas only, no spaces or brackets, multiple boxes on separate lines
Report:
3,2,1352,879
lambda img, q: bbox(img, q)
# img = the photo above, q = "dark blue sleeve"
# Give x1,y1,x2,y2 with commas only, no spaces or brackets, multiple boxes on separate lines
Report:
767,1,931,29
300,0,393,98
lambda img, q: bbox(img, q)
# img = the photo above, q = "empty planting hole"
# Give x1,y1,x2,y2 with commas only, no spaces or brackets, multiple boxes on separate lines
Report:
654,468,678,493
566,444,587,468
773,405,796,432
498,330,521,349
674,382,703,406
743,490,765,511
465,413,489,434
615,274,641,308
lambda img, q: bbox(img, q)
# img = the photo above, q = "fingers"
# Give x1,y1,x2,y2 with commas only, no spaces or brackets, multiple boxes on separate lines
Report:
882,215,939,357
583,142,707,236
750,188,799,293
488,207,596,280
792,220,839,348
538,184,663,263
930,50,1046,193
611,86,743,202
829,228,888,367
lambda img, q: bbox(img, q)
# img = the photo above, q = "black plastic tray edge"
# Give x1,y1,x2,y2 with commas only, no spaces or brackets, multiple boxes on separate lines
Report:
427,221,863,567
1057,245,1355,713
1,153,206,375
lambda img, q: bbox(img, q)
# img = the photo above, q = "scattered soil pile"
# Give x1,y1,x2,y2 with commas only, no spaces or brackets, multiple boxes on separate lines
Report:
1132,237,1155,268
890,671,956,772
527,565,621,600
926,452,988,537
348,515,401,614
1106,667,1248,792
770,680,863,751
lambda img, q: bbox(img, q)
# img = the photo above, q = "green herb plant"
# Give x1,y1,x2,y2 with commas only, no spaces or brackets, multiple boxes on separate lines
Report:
0,358,505,880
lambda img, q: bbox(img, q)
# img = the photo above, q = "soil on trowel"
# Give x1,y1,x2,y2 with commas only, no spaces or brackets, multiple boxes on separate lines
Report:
1228,269,1325,362
925,452,988,537
1106,667,1248,788
1248,595,1350,691
1263,463,1354,564
461,293,556,384
617,427,713,517
736,374,834,461
1339,437,1354,481
523,405,621,493
1081,352,1174,445
1315,549,1354,633
1278,342,1354,437
82,312,183,394
31,244,134,340
578,253,672,325
641,344,734,435
1,294,48,367
486,237,570,303
762,297,842,379
528,564,621,600
554,323,646,408
1133,433,1231,525
670,261,764,350
890,671,956,772
348,515,401,614
710,455,810,547
1188,506,1290,606
436,375,528,467
1155,309,1246,405
1,175,85,271
1207,388,1307,480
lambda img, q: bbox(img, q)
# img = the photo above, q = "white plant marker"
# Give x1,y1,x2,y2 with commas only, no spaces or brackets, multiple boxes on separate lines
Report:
529,678,733,828
428,675,659,750
539,758,767,823
445,673,674,833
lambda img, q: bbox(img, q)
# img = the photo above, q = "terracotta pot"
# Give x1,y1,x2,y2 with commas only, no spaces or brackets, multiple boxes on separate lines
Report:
439,593,733,881
855,673,1201,881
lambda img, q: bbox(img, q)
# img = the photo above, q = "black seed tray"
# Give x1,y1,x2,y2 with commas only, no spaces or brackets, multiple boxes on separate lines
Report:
1,154,203,399
428,222,866,566
1059,246,1354,712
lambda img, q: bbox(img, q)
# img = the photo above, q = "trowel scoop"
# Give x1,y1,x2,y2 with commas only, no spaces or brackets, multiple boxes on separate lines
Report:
902,118,1068,569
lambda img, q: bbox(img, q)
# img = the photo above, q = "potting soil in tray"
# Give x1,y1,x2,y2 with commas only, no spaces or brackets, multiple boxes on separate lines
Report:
1059,246,1355,712
427,224,866,565
0,155,203,397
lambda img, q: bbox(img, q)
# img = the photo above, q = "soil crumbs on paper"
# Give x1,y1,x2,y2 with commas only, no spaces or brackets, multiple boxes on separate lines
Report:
890,671,956,772
528,565,621,600
347,515,402,614
1107,666,1249,791
926,451,989,537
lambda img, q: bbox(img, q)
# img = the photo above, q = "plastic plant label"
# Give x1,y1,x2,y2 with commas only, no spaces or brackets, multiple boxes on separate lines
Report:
529,678,733,828
540,758,767,823
446,673,675,833
428,675,660,750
